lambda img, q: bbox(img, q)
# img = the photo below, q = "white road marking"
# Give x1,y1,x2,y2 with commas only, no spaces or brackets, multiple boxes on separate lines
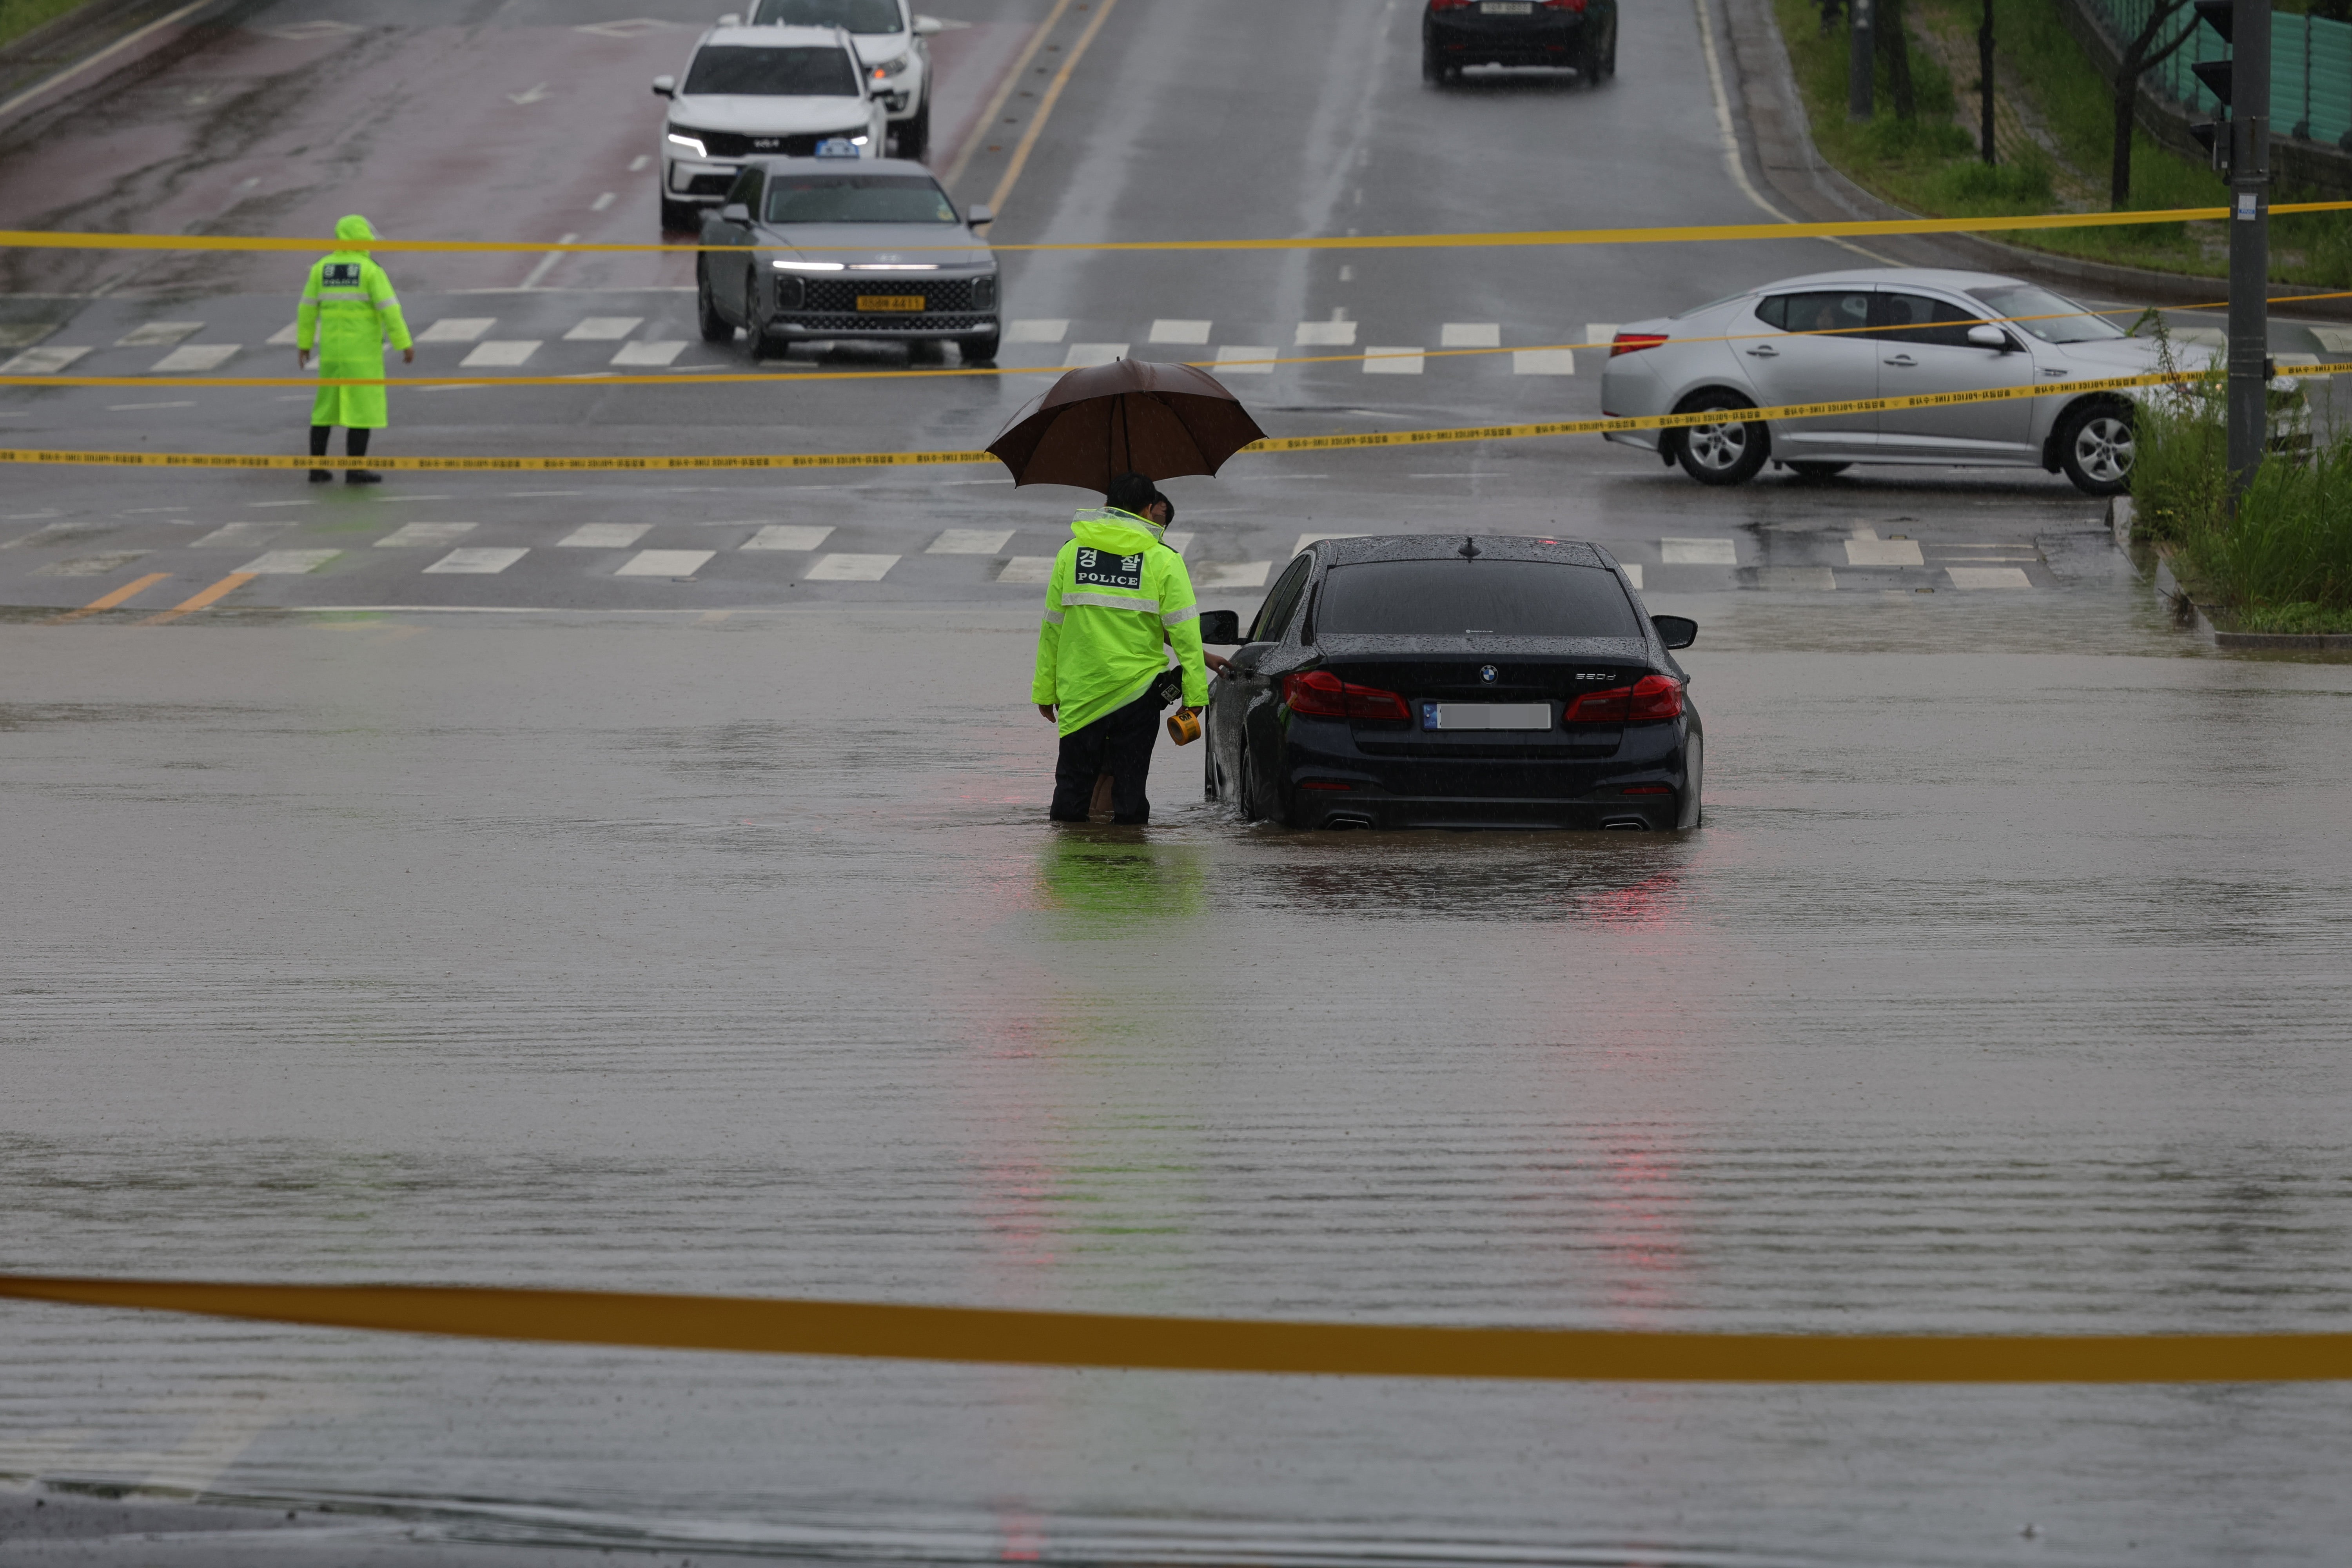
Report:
508,82,551,105
997,556,1054,583
192,522,285,546
1149,319,1212,344
116,321,200,347
1513,349,1576,375
0,323,51,347
929,528,1014,553
460,341,542,368
556,523,650,548
1064,342,1127,366
376,522,477,547
1362,345,1424,374
1295,321,1357,346
1622,563,1644,589
610,340,686,366
149,343,238,372
1946,566,2034,589
36,552,148,575
1005,319,1068,343
2169,327,2226,348
628,153,651,171
591,192,616,212
1661,537,1737,565
2311,327,2352,353
1294,532,1363,555
236,549,340,573
1584,322,1621,348
417,318,496,343
565,316,643,340
1845,538,1925,566
742,524,834,550
1213,344,1275,375
1,345,89,374
267,323,301,346
269,18,356,38
107,400,193,410
1163,531,1193,556
1194,561,1272,590
616,548,713,577
578,17,674,37
1757,566,1837,591
1440,323,1500,348
806,553,899,581
425,547,529,574
520,234,579,291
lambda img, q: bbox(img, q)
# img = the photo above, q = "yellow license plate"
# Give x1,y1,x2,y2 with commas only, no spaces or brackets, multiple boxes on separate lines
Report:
857,294,926,312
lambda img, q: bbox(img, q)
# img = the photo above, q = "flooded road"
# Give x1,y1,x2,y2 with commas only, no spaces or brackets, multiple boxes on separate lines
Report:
5,602,2351,1566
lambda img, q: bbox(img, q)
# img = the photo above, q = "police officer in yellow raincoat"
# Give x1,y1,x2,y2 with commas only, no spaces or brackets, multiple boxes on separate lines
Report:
295,214,413,485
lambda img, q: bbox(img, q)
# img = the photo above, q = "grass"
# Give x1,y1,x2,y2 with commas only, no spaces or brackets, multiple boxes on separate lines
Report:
0,0,91,50
2132,342,2352,634
1773,0,2352,283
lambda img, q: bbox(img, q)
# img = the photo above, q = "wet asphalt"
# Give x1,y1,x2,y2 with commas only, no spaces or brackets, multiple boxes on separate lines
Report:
7,1,2352,1566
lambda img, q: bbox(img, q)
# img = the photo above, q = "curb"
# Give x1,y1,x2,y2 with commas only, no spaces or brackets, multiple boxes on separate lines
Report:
0,0,222,142
2138,524,2352,652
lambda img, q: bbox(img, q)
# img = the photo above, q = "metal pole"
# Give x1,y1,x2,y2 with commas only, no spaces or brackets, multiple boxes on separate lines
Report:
1850,0,1875,120
1980,0,1996,163
2226,0,2272,501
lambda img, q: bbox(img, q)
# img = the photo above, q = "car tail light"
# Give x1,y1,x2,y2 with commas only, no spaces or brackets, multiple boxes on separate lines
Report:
1427,0,1477,9
1281,670,1412,721
1610,331,1668,358
1565,675,1683,724
1539,0,1589,9
1620,783,1672,795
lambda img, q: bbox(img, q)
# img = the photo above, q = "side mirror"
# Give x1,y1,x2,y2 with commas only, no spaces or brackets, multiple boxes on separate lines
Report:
913,13,945,34
964,203,993,227
1650,614,1697,650
719,202,751,225
652,75,676,97
1198,609,1243,646
1967,324,2013,351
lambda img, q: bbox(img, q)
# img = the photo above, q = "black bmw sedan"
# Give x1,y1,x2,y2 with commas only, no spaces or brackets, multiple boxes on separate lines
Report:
1200,535,1700,831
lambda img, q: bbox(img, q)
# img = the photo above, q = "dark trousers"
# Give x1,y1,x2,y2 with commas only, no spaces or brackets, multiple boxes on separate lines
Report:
309,426,372,457
1050,688,1160,824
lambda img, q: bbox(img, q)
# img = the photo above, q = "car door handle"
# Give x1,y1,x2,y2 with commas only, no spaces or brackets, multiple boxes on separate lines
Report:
1884,354,1917,367
1744,345,1779,358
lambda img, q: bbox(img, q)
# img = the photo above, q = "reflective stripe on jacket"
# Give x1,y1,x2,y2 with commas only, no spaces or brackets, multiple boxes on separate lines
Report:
1031,507,1209,735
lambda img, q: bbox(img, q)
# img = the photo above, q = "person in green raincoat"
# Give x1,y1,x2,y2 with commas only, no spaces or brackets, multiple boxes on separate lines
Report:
295,214,413,485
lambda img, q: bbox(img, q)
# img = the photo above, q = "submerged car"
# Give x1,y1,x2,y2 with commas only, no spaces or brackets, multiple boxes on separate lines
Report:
654,24,889,231
696,157,999,362
751,0,946,160
1200,534,1701,831
1598,267,2203,495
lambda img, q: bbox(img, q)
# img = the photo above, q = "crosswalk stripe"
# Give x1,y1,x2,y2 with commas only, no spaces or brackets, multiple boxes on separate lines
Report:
424,548,528,574
1661,537,1736,565
1584,323,1621,350
235,549,340,574
1362,346,1423,374
192,522,284,546
1945,566,2034,589
0,346,89,374
1163,531,1192,557
1005,319,1067,343
996,556,1054,584
1294,321,1356,346
805,553,898,581
1441,323,1500,347
610,341,685,367
556,523,649,548
459,341,541,368
1213,345,1274,375
150,345,238,372
1844,538,1924,566
1622,563,1643,589
1064,342,1126,367
1512,349,1576,375
376,522,477,547
417,318,495,343
742,524,834,550
116,322,199,347
267,323,301,347
565,317,642,341
927,528,1013,554
1149,319,1211,344
1757,567,1837,591
615,549,713,577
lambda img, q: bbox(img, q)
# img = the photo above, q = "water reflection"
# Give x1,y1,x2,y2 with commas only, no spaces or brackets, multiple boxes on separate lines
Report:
1232,835,1694,923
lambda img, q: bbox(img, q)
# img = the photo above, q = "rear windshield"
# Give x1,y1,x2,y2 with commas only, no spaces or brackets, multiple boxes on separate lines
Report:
684,45,860,96
767,174,957,224
753,0,903,29
1316,560,1640,638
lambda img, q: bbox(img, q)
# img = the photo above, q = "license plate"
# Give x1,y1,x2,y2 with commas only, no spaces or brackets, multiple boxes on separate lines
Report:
815,138,860,158
1421,702,1552,731
857,294,926,312
1481,1,1534,12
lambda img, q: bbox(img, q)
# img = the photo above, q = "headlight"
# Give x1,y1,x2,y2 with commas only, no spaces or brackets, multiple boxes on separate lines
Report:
973,276,996,310
772,260,846,272
666,131,707,157
868,53,911,79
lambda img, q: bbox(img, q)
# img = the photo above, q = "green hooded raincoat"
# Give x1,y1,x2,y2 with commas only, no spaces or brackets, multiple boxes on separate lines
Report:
296,215,412,429
1031,507,1209,735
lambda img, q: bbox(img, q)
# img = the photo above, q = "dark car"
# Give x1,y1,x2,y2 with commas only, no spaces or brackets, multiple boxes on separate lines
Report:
1199,535,1700,831
695,156,999,363
1422,0,1618,84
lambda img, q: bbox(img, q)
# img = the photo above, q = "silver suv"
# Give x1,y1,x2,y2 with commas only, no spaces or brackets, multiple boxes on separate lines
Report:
654,25,889,232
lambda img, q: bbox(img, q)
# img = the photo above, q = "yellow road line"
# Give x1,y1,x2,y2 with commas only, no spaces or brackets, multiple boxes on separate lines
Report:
138,572,254,624
987,0,1119,221
1,1274,2347,1383
940,0,1079,189
6,203,2350,257
44,571,170,624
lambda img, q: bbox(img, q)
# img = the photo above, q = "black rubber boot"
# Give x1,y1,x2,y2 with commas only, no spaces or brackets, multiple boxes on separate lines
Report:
309,425,332,482
343,428,378,483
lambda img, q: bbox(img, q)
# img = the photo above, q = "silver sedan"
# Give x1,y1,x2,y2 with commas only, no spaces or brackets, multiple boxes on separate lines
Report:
1598,267,2198,495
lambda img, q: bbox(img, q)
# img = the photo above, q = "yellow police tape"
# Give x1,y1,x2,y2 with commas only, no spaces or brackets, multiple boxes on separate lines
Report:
5,201,2352,256
7,364,2335,473
0,1274,2345,1382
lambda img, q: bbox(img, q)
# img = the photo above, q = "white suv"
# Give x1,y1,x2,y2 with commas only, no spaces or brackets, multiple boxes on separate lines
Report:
751,0,945,161
654,25,889,232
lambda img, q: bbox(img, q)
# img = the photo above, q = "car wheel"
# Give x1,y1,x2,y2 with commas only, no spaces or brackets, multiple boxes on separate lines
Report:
1673,391,1769,486
962,332,1000,366
1578,32,1606,85
1786,461,1851,479
1203,746,1220,801
1677,734,1703,830
697,267,733,345
660,198,698,233
1421,37,1442,83
893,98,931,162
2058,401,2135,495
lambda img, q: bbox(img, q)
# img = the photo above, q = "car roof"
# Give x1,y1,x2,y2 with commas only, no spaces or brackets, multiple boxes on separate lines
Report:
749,156,940,178
1746,267,2031,294
1310,534,1612,570
698,24,852,48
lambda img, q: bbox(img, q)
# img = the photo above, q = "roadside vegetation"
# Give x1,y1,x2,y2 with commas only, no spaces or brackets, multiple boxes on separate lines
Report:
2133,349,2352,633
1773,0,2352,283
0,0,88,51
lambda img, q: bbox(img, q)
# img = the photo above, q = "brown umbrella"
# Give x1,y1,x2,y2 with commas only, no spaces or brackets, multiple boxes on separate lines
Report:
986,358,1267,492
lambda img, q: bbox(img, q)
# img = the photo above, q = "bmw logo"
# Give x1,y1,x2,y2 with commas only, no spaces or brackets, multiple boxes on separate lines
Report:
1479,665,1498,683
